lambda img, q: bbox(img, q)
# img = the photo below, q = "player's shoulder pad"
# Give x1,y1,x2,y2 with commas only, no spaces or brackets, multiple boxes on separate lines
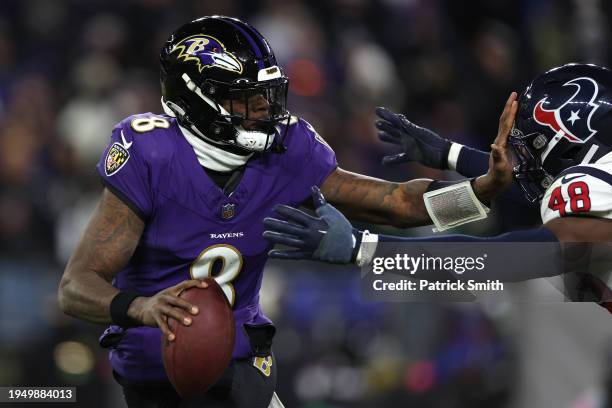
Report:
541,162,612,222
281,116,334,153
555,162,612,187
113,112,179,163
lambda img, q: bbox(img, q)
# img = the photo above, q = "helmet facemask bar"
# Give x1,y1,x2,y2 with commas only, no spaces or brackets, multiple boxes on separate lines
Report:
222,78,290,131
509,130,555,202
197,77,290,151
169,72,291,152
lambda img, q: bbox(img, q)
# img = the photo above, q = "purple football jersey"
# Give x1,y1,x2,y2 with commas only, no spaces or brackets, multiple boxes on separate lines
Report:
97,114,336,383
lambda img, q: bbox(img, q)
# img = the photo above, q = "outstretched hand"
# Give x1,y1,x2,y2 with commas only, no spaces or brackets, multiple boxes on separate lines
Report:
263,186,356,264
489,91,518,185
375,107,452,169
472,92,518,202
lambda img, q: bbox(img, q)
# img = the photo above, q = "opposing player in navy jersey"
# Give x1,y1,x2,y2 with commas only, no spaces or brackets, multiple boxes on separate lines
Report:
263,63,612,311
57,16,512,408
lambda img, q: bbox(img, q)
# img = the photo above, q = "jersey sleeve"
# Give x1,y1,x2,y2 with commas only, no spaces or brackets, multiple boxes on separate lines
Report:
96,121,154,221
540,163,612,224
298,118,338,186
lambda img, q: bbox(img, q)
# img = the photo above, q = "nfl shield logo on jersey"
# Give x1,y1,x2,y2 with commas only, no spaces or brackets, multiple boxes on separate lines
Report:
221,203,236,219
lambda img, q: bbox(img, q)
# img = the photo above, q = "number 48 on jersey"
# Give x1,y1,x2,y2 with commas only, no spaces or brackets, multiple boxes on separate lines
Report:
548,181,591,217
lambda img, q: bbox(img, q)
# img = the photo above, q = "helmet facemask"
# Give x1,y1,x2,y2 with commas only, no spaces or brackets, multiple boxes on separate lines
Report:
167,72,290,153
509,129,555,202
208,76,291,151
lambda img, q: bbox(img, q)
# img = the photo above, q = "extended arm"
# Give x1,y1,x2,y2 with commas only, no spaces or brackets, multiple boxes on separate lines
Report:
321,93,518,228
368,215,612,244
263,190,612,281
320,169,431,228
361,217,612,290
375,105,531,206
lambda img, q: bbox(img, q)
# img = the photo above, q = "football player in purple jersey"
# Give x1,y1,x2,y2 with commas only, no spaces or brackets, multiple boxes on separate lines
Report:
57,16,512,408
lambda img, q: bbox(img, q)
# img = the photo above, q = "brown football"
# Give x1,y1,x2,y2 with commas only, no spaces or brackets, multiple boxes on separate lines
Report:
162,278,235,397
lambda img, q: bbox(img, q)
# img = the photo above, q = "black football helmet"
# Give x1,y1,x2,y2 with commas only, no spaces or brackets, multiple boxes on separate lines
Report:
160,16,290,152
509,63,612,202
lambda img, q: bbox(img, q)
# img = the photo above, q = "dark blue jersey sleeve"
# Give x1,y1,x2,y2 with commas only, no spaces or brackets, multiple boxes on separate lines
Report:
455,145,489,178
455,144,537,211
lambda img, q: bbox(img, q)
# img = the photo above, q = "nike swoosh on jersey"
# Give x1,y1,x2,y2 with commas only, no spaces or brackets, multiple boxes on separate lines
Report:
120,130,133,149
561,174,586,184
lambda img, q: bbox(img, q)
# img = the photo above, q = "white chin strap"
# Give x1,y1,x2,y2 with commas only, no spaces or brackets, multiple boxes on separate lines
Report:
179,73,276,152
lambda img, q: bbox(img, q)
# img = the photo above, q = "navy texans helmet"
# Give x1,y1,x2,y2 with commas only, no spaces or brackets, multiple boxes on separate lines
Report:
160,16,290,153
509,63,612,202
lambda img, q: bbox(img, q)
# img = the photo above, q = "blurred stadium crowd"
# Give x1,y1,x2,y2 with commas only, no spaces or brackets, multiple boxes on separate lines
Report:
1,0,612,407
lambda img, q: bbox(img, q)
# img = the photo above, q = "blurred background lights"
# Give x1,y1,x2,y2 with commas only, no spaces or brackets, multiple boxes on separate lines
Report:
405,360,436,393
53,341,95,376
287,58,324,97
295,365,333,400
295,364,364,402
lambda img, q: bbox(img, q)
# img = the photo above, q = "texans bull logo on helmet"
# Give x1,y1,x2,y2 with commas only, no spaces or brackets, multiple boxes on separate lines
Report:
171,34,243,74
533,77,600,143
